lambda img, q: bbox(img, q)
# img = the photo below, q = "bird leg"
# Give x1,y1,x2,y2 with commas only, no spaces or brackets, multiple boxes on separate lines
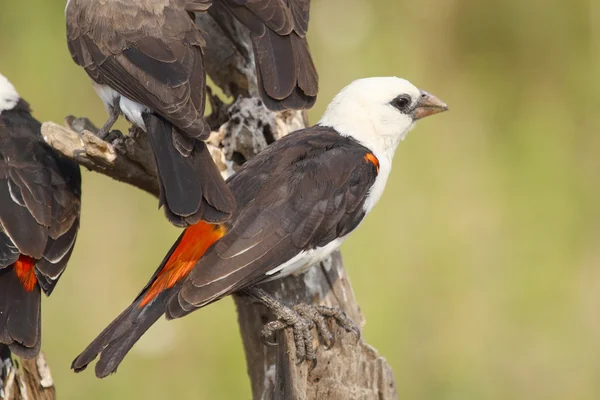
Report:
242,287,360,366
96,98,121,140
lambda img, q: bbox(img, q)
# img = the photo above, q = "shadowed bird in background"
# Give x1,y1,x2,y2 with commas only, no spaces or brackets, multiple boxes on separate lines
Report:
71,77,447,378
0,73,81,359
65,0,318,227
206,0,317,110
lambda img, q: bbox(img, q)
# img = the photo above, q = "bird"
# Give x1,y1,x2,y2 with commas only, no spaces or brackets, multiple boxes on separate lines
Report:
71,77,447,377
205,0,317,110
65,0,317,227
0,73,82,359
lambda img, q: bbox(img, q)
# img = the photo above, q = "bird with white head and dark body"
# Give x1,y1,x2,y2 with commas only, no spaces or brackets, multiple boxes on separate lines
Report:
65,0,317,227
0,74,82,359
71,76,447,377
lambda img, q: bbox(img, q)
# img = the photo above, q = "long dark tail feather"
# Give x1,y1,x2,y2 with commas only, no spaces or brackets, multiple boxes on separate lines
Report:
143,113,235,227
71,290,173,378
71,234,187,378
252,30,318,111
0,268,41,359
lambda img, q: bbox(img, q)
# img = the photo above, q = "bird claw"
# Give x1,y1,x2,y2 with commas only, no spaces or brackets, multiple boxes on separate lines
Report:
102,129,124,144
260,320,286,346
260,303,360,367
313,305,361,343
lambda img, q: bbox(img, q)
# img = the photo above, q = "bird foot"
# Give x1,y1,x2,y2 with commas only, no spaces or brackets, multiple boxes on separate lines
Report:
260,302,360,367
65,115,123,144
100,129,124,144
96,98,121,141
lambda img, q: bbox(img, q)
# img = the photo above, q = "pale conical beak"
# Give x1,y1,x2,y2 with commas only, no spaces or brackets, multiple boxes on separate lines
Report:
413,90,448,120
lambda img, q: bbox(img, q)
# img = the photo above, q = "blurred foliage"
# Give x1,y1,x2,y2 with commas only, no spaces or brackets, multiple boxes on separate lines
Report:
1,0,600,398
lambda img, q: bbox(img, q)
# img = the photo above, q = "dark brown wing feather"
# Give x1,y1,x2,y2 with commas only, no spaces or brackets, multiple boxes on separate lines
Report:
168,126,377,317
0,101,81,358
66,0,209,138
214,0,318,109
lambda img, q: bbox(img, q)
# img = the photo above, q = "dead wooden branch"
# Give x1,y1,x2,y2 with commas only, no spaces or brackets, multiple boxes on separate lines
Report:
1,349,55,400
42,118,158,197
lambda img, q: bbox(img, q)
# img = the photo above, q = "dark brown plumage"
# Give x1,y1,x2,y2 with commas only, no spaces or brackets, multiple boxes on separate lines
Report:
66,0,318,227
71,126,377,377
211,0,318,109
67,0,233,227
0,97,81,359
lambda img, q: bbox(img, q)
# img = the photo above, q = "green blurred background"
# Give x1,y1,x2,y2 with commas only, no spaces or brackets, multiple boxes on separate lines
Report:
2,0,600,398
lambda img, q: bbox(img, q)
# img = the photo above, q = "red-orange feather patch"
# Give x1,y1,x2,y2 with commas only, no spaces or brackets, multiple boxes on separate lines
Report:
364,152,380,173
14,255,37,292
140,222,227,307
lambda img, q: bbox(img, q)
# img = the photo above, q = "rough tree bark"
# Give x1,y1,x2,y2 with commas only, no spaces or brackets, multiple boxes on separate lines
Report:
0,348,55,400
1,9,397,400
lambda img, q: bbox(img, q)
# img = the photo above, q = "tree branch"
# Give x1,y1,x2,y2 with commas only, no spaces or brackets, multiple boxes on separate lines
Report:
42,118,158,196
1,348,55,400
16,9,399,400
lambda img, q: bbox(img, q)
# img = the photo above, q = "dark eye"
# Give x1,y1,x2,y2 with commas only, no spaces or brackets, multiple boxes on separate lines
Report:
392,95,412,111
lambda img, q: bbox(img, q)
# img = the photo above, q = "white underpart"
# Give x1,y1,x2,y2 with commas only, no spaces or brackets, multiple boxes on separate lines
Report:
263,237,345,281
319,76,422,213
92,82,150,130
0,73,20,114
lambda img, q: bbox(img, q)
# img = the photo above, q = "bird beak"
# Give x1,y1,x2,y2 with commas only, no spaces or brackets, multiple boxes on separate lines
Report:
413,90,448,120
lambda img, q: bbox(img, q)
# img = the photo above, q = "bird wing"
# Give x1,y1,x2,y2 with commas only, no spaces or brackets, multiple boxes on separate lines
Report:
66,1,210,138
167,127,379,317
225,0,310,36
0,109,81,295
216,0,317,108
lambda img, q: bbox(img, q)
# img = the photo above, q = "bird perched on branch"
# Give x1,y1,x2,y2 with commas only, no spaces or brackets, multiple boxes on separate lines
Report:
72,76,447,377
65,0,317,227
0,74,82,359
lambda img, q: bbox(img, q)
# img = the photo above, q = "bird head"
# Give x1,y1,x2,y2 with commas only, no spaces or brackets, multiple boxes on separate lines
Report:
319,76,448,162
0,73,20,114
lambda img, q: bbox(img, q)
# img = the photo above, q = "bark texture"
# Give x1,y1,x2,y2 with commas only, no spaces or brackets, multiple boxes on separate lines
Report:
1,350,55,400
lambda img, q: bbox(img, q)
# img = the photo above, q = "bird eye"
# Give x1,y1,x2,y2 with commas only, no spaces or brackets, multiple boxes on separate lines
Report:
392,95,412,112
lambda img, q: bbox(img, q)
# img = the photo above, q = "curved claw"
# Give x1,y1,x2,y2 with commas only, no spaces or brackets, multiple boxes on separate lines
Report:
260,332,278,347
104,129,124,144
351,326,362,344
308,357,317,371
260,320,287,346
323,334,335,350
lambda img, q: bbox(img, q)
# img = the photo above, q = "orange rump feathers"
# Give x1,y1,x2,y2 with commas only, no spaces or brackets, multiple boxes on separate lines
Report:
140,222,227,307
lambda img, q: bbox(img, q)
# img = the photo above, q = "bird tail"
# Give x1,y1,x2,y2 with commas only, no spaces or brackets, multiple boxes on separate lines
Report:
70,290,172,378
143,113,235,227
0,257,41,359
72,220,226,378
252,30,318,111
